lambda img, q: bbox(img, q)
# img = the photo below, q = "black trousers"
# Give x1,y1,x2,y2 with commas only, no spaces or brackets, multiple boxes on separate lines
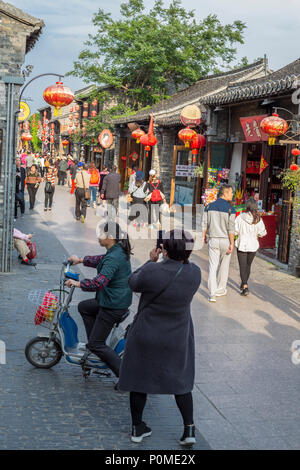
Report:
78,299,128,377
27,184,38,209
44,187,55,208
130,391,194,426
15,191,25,217
75,188,87,218
237,250,257,285
58,171,66,185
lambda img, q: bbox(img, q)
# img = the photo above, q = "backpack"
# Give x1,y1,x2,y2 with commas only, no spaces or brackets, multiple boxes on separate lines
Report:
150,181,162,202
90,168,100,185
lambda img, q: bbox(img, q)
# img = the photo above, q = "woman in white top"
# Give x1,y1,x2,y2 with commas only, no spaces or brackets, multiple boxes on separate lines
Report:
235,198,267,296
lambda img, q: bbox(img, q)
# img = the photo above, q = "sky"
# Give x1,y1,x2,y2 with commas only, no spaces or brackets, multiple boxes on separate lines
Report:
11,0,300,112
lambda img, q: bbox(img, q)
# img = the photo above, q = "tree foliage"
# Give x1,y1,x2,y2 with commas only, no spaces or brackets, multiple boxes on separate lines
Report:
29,113,42,152
69,0,246,109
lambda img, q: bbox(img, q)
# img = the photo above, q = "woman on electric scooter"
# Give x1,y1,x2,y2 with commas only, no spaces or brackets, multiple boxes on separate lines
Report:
65,222,132,378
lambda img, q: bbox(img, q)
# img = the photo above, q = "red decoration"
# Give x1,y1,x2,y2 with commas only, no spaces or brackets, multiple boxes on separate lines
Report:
178,127,197,148
129,151,139,161
83,111,88,118
132,128,145,143
83,102,89,109
68,129,73,135
140,114,157,157
43,81,74,116
260,113,288,137
190,134,206,155
291,148,300,157
69,114,73,121
92,99,98,107
50,136,54,144
74,112,80,119
21,132,32,148
70,106,73,113
91,110,97,117
75,104,80,111
51,123,55,129
62,139,69,149
260,155,269,174
290,164,299,171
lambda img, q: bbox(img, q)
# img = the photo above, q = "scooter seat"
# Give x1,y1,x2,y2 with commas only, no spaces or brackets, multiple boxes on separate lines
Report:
115,310,130,326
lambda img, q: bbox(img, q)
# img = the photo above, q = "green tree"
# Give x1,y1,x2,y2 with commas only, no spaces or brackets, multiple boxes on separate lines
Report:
29,113,42,152
69,0,246,109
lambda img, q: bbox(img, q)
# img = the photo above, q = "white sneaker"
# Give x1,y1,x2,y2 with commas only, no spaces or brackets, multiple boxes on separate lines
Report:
215,289,227,297
209,296,216,302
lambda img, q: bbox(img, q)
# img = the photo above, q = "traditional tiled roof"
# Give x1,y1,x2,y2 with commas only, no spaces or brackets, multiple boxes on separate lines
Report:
202,58,300,106
114,59,268,126
0,1,44,52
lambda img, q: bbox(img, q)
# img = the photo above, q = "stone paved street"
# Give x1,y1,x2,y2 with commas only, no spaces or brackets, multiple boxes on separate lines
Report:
1,184,300,450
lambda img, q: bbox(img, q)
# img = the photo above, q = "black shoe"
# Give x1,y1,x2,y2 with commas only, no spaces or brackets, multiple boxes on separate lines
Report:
180,425,196,446
44,208,47,211
131,422,152,443
241,287,249,296
240,283,243,292
21,259,37,267
76,217,80,221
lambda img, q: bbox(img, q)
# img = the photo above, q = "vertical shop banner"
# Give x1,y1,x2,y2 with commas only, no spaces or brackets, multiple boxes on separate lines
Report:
240,115,269,142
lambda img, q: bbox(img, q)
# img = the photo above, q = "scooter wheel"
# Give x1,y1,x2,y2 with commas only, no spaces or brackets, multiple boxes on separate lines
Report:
25,336,63,369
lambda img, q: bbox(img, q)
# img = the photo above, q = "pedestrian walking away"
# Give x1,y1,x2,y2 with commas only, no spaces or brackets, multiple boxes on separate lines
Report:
26,164,42,210
15,157,26,219
75,163,90,223
235,197,267,296
88,161,100,208
13,228,36,267
128,171,149,227
101,165,121,218
99,165,109,200
145,169,166,228
70,159,77,194
44,166,57,212
202,184,236,302
119,229,201,446
58,157,68,185
65,222,132,378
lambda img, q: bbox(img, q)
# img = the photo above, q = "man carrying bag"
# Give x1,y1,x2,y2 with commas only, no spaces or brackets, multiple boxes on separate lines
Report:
75,163,91,223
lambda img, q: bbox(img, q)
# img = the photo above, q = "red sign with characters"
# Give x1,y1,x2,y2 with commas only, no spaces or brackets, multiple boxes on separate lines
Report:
240,115,269,142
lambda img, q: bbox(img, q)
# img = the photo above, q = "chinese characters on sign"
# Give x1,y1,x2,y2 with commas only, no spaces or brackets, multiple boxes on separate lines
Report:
240,115,269,142
176,165,196,177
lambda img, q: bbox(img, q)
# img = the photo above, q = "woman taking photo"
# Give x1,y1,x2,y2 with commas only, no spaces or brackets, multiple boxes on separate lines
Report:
65,222,132,378
119,229,201,446
26,164,42,210
235,197,267,296
43,165,57,212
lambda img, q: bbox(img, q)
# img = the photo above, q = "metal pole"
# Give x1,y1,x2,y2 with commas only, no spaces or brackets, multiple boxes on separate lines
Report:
8,84,16,271
2,83,11,271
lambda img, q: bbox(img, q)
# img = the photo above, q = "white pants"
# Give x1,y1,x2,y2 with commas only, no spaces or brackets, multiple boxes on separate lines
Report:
208,238,232,297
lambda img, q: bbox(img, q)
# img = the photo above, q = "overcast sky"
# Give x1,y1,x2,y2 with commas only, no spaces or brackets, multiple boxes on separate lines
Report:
11,0,300,112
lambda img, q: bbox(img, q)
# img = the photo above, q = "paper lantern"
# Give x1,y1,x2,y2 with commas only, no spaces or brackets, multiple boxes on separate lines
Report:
43,81,74,116
132,128,145,143
50,136,54,144
91,110,97,117
178,127,197,148
291,148,300,157
70,106,73,113
69,114,73,121
92,99,98,107
74,112,80,120
75,104,80,111
83,111,88,118
68,129,73,135
260,113,288,137
83,102,89,109
21,132,32,148
62,139,69,149
140,114,157,157
290,164,299,171
191,134,206,155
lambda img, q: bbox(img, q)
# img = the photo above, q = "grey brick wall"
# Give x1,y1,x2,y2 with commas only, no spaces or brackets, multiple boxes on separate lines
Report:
288,156,300,275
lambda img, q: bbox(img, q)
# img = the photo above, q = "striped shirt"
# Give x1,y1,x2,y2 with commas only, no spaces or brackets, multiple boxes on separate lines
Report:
44,171,56,185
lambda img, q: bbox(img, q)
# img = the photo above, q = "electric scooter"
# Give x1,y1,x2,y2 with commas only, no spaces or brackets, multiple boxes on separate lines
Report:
25,261,129,378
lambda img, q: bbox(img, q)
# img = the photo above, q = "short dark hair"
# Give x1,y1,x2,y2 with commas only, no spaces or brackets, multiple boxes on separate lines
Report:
218,184,233,198
163,230,194,263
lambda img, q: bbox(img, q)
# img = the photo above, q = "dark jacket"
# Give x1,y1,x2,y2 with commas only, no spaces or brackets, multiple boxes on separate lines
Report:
101,172,121,199
16,167,26,193
70,165,77,180
119,258,201,395
59,159,68,172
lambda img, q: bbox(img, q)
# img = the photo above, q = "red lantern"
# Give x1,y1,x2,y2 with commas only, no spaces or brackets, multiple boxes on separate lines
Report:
70,106,73,113
191,134,206,155
69,114,73,121
43,81,74,117
42,136,45,142
51,130,55,136
91,110,97,117
291,148,300,157
75,122,79,127
74,112,80,120
83,111,88,118
75,104,80,111
50,136,54,144
132,128,145,144
62,139,69,149
83,102,89,109
260,113,288,137
51,123,55,129
140,114,157,157
121,155,127,169
92,99,98,107
21,132,32,148
68,129,73,135
290,164,299,171
178,127,197,148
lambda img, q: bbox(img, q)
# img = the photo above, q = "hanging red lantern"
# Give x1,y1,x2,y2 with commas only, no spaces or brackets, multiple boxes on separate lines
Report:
62,139,69,149
68,129,73,135
51,130,55,136
178,127,197,148
140,114,157,157
121,155,127,169
42,136,45,142
91,110,97,117
260,113,288,137
291,148,300,157
21,132,32,148
70,106,73,113
83,111,88,118
290,164,299,171
51,123,55,129
132,128,145,144
83,102,89,109
50,136,54,144
69,114,73,121
75,104,80,111
190,134,206,155
43,81,74,117
92,99,98,107
75,121,79,127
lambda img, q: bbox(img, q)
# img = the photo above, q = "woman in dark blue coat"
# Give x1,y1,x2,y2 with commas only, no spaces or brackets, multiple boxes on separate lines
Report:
119,230,201,446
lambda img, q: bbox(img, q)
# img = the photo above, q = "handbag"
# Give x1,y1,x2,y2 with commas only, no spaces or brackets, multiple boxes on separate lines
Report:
81,172,90,200
26,241,37,260
45,181,53,193
125,264,184,339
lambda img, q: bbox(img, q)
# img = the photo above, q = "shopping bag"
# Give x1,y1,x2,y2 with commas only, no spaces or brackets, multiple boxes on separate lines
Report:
26,241,37,260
